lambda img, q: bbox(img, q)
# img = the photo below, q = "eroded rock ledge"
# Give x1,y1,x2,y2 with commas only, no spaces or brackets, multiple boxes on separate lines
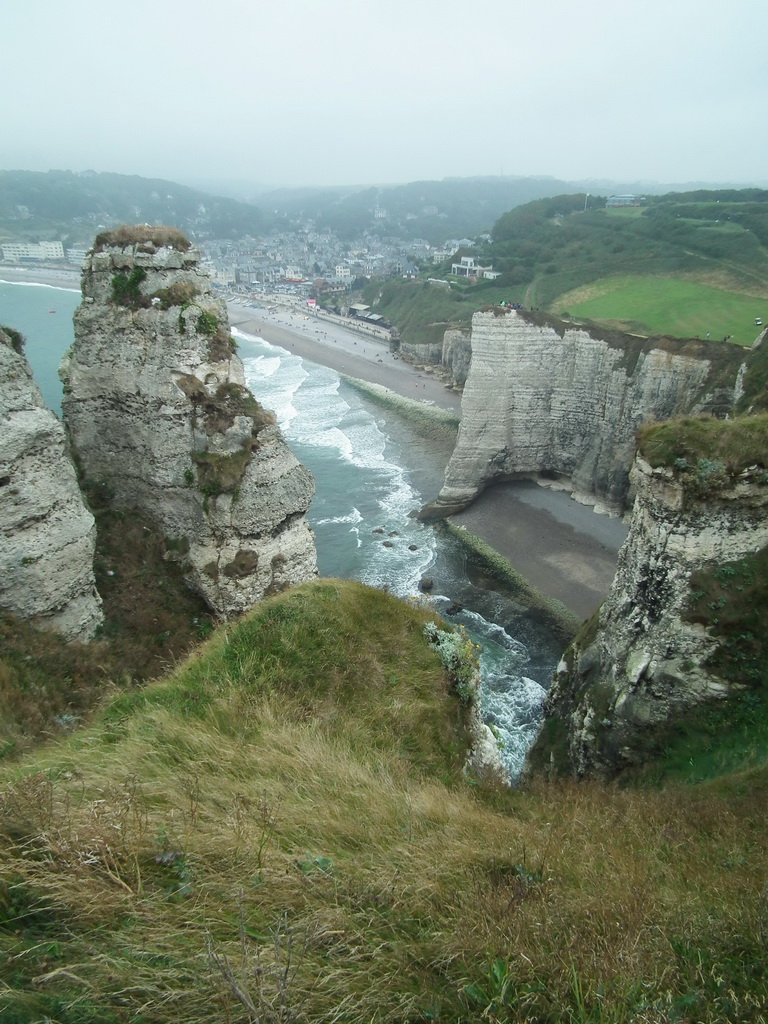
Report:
421,309,748,517
0,327,103,640
61,228,317,618
525,419,768,780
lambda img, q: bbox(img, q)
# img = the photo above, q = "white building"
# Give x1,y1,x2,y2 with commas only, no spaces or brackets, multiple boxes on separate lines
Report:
451,256,496,279
1,240,65,261
66,248,90,264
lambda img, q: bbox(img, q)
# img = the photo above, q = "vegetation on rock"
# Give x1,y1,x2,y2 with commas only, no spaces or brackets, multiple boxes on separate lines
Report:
151,281,200,309
631,541,768,785
110,265,148,308
94,224,192,252
0,504,213,759
186,382,276,498
637,413,768,486
191,447,254,497
0,324,25,355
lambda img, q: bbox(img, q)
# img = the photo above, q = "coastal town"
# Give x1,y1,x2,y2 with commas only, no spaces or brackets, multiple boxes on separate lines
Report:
0,221,489,314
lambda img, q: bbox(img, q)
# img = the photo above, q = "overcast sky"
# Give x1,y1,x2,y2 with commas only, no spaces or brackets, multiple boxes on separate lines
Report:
2,0,766,191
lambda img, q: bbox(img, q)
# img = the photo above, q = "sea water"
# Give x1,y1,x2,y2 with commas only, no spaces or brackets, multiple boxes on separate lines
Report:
0,280,558,780
0,279,81,414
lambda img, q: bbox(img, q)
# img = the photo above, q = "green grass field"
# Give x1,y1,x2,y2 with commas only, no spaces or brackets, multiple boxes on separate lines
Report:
554,275,765,346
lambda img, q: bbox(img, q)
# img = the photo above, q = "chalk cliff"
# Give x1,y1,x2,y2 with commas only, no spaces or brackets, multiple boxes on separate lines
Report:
0,327,103,641
399,328,472,388
61,228,317,618
424,309,748,516
525,423,768,780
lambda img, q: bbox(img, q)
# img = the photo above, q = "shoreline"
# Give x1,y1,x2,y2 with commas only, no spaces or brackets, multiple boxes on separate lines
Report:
229,303,626,621
3,269,625,620
0,266,81,291
227,301,462,414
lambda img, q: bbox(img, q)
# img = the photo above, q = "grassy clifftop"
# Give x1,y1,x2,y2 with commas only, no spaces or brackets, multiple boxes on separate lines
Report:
637,412,768,476
2,579,768,1022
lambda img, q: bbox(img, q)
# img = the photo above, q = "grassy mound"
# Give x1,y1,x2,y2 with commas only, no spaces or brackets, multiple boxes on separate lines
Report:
2,580,768,1022
637,412,768,478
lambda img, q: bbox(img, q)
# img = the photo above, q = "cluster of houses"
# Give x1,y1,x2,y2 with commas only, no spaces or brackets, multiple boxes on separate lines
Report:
199,226,495,300
0,221,502,298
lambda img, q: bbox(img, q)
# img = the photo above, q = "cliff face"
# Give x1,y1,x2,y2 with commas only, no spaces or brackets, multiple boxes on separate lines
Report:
61,231,317,618
426,309,747,516
526,451,768,779
399,328,472,387
0,328,103,641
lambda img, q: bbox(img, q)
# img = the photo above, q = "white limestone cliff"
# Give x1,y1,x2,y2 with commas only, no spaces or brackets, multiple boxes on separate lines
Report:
60,229,317,618
424,309,747,516
399,328,471,388
525,452,768,779
0,328,103,641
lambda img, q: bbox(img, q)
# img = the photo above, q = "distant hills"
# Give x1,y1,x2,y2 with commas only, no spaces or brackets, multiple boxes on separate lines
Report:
0,169,276,246
255,176,583,244
207,174,768,245
2,168,767,253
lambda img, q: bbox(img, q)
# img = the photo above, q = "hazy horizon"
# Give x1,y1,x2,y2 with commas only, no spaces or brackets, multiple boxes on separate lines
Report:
2,0,767,191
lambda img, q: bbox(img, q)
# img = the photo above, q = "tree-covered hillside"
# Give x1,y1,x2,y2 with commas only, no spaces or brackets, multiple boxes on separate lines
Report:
259,176,583,244
363,189,768,347
0,169,276,246
486,190,768,307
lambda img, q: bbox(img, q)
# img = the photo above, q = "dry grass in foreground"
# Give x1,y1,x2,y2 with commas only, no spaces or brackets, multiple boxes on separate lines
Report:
1,580,767,1023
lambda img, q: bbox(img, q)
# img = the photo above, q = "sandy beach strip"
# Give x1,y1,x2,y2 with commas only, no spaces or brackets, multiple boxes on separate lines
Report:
451,482,627,621
227,302,462,414
0,266,81,290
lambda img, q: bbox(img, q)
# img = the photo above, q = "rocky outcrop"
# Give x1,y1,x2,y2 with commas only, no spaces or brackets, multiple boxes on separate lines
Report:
423,309,748,517
61,228,317,618
0,327,102,640
400,328,472,387
525,443,768,780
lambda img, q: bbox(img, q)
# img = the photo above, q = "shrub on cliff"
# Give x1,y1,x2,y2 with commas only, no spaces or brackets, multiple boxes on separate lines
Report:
110,266,149,308
93,224,192,251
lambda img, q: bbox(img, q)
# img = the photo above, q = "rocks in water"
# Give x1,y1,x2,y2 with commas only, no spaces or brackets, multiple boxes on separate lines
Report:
61,227,317,619
0,327,102,640
419,577,433,592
